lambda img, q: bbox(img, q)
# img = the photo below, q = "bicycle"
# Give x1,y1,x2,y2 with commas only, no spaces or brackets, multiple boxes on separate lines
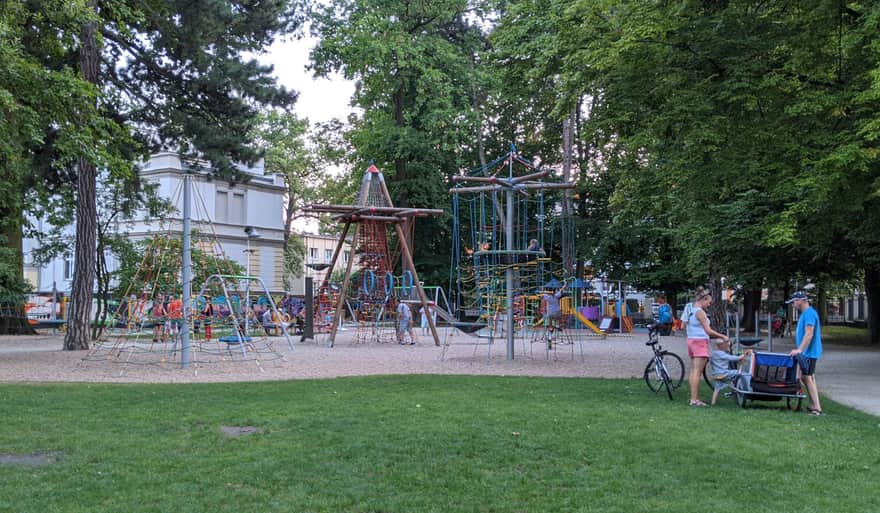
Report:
643,324,685,400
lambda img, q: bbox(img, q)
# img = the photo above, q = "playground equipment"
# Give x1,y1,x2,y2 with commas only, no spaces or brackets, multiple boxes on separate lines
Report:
82,172,287,372
301,163,443,347
448,144,589,360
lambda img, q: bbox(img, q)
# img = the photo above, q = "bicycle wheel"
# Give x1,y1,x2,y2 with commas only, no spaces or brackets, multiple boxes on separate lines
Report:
644,351,685,393
703,366,714,391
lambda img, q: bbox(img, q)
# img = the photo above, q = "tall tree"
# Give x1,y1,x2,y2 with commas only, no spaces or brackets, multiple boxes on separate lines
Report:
309,0,490,283
252,110,330,288
557,1,880,339
7,0,303,349
0,1,100,306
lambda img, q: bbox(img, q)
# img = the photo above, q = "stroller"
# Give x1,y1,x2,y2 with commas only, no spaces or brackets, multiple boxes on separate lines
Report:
731,352,804,410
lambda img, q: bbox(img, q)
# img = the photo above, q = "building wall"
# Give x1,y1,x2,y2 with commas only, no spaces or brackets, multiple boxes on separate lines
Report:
22,151,288,295
288,232,357,296
827,292,869,324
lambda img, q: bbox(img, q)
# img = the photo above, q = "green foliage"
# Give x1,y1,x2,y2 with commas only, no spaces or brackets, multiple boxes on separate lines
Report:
283,236,306,289
3,0,304,345
1,376,878,512
0,237,31,304
253,111,325,227
309,0,492,283
114,233,246,300
533,1,880,297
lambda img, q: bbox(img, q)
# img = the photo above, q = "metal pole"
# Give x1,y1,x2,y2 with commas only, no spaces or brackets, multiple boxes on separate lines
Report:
181,172,192,368
244,239,251,335
735,304,741,353
768,311,773,352
303,277,314,341
505,186,515,360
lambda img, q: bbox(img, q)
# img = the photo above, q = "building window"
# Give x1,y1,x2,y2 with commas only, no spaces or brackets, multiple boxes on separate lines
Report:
231,193,245,224
309,247,318,259
344,251,350,263
215,191,228,222
63,256,73,280
325,249,333,261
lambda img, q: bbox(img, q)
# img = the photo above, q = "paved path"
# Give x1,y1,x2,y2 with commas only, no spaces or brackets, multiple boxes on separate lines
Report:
813,346,880,416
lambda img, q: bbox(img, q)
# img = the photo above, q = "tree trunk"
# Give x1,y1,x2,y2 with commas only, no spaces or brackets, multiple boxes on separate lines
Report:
92,233,108,341
64,8,99,351
866,267,879,345
816,285,827,325
561,109,574,274
781,281,791,320
707,273,725,329
741,288,761,334
3,221,24,283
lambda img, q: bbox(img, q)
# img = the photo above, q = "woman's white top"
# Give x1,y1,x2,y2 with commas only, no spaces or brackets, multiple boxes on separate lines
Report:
686,305,709,339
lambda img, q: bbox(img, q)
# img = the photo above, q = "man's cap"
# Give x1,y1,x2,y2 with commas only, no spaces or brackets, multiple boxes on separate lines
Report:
784,291,808,304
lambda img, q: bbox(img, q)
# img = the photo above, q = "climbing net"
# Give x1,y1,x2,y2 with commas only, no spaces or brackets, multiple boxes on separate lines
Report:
448,148,578,338
81,175,288,372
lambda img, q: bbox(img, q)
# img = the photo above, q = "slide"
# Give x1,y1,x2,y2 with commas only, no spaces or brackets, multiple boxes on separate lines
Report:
569,309,605,335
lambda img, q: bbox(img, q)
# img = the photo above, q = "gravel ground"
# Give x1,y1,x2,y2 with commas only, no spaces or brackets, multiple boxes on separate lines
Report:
0,328,683,384
4,329,880,417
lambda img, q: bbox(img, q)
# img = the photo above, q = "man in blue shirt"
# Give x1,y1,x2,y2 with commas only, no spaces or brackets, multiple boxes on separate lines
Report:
787,291,824,415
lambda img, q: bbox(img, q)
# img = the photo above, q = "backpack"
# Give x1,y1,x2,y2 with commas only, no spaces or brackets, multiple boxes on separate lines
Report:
658,304,672,324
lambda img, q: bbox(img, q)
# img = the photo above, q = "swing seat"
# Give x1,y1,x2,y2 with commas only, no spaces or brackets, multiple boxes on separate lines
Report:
219,335,252,344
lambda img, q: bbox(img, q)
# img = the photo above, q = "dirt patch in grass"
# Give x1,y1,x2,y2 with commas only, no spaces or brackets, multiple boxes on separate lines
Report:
219,426,263,438
0,451,63,467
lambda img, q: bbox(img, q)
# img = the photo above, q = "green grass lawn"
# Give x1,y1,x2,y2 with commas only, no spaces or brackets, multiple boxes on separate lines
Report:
822,325,872,346
1,376,878,513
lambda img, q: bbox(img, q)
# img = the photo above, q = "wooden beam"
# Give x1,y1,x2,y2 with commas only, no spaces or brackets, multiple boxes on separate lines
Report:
376,174,441,346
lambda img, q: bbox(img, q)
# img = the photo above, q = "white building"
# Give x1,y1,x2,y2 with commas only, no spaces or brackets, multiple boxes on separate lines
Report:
288,232,357,296
23,151,288,295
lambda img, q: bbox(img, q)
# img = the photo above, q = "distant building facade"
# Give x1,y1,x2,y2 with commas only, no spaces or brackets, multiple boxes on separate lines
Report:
288,232,356,296
23,151,287,295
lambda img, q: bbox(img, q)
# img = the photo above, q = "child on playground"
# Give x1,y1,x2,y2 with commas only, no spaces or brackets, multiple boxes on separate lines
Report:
542,280,567,341
151,299,166,342
166,296,183,340
396,300,415,345
709,338,753,405
419,304,434,336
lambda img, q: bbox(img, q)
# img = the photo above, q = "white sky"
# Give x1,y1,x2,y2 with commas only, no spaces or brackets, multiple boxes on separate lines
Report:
258,35,356,124
258,34,355,234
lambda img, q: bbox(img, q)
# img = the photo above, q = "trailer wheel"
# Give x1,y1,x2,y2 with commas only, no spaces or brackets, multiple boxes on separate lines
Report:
786,397,802,411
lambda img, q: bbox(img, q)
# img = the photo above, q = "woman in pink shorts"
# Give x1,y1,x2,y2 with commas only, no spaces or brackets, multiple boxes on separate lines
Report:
685,287,730,406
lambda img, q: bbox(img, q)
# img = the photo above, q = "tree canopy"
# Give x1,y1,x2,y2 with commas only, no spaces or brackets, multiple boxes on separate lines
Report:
306,0,880,341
